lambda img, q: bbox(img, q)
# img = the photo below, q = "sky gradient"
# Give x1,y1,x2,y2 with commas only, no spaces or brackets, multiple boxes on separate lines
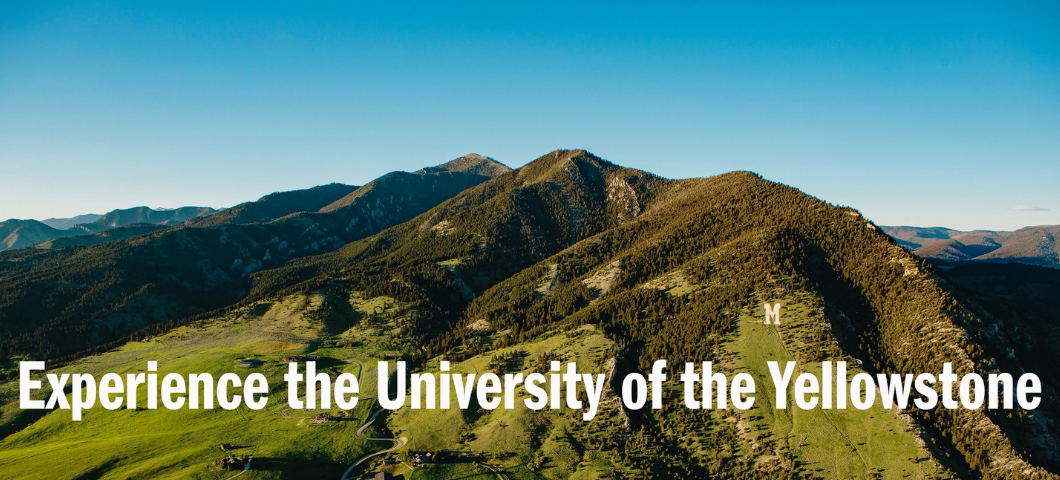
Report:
1,1,1058,230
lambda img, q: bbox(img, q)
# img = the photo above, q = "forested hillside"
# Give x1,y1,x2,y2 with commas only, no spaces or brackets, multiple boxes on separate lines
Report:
230,149,1060,478
0,155,508,360
192,183,359,227
0,150,1055,479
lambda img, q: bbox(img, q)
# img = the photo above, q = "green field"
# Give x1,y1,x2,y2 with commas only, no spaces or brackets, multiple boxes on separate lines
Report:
0,293,389,480
723,297,941,479
409,462,492,479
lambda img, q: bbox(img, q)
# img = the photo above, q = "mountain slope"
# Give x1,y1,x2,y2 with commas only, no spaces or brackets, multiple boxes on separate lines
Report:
0,220,73,251
192,183,358,227
879,225,962,250
415,153,512,177
974,225,1060,265
913,235,1003,262
320,154,510,213
0,158,506,360
32,223,171,249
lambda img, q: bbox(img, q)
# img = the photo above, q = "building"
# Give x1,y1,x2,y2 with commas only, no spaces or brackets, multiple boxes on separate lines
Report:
312,413,335,424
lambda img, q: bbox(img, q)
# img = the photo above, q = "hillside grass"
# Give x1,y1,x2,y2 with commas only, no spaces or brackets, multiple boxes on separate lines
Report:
0,293,403,480
409,462,493,479
390,325,621,479
721,294,946,479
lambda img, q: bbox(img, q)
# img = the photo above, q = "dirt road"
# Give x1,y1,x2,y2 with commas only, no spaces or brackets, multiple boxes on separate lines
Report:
339,408,407,480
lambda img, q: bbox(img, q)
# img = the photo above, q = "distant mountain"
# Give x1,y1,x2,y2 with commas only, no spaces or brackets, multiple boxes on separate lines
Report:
0,154,509,359
320,154,510,213
880,225,964,250
40,213,103,230
33,223,170,249
0,207,218,253
192,183,358,227
89,206,215,229
0,220,71,251
882,225,1060,267
415,152,512,177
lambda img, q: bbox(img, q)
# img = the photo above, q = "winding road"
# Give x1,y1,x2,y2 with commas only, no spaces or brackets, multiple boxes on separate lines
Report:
337,358,410,480
340,408,408,480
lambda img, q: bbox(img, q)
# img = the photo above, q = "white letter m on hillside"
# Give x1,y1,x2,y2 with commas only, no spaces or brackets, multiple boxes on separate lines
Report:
764,303,781,325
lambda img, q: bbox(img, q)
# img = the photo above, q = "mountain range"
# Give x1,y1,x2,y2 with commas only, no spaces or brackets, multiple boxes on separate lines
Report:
0,206,217,252
0,150,1056,479
39,213,103,230
0,154,510,359
882,225,1060,267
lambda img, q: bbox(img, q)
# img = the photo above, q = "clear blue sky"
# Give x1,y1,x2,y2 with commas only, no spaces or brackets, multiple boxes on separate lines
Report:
1,1,1057,230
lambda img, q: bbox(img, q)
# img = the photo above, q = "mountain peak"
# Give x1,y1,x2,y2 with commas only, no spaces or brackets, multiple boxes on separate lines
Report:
533,149,612,167
0,219,62,250
426,154,511,178
514,148,621,186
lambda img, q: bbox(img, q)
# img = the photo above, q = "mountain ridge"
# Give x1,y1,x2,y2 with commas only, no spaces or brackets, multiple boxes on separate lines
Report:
0,157,509,361
0,206,218,252
40,213,103,230
192,183,358,227
882,224,1060,267
321,154,511,213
